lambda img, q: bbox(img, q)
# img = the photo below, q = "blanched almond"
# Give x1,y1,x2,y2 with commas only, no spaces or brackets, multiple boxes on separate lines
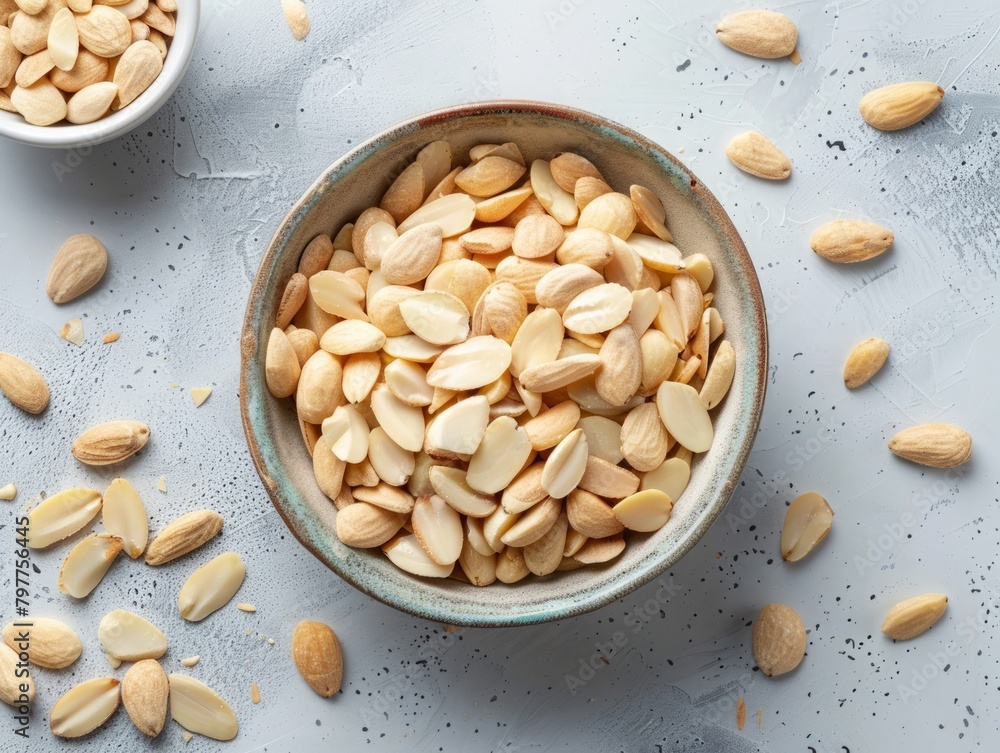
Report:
370,386,424,452
425,336,512,390
579,455,639,499
410,494,463,565
881,594,948,640
399,290,470,345
26,487,102,549
641,457,690,502
169,674,239,740
530,159,578,225
380,162,425,224
843,337,889,388
781,492,834,562
10,78,66,125
102,477,147,558
656,381,713,453
309,270,367,320
352,483,415,514
574,176,613,211
576,415,624,465
98,609,167,661
725,131,791,180
613,489,673,532
700,340,735,409
266,327,301,398
429,465,497,517
295,350,343,424
396,193,476,237
322,404,370,463
178,552,246,622
145,509,223,566
466,416,532,493
541,428,588,499
519,354,601,393
511,213,564,258
563,282,632,334
0,641,34,707
630,185,671,241
58,533,122,598
384,534,452,577
523,510,568,576
493,256,557,304
566,489,624,539
501,496,561,547
578,192,637,239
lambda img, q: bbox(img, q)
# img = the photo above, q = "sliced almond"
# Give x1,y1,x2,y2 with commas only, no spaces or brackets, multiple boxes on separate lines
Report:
169,674,239,741
409,494,463,565
888,423,972,468
178,552,246,622
98,609,166,661
425,336,512,390
2,616,81,668
613,489,673,532
396,193,476,237
101,477,147,558
810,219,894,263
59,533,122,598
399,290,470,345
541,428,589,499
562,282,632,334
881,594,948,640
700,340,735,409
383,534,452,577
429,465,497,517
309,270,367,321
145,509,223,566
843,337,889,388
50,677,120,738
26,487,102,549
58,317,84,346
466,416,532,493
122,659,167,737
370,386,424,452
641,457,690,502
530,159,579,225
335,502,406,548
716,9,798,58
656,381,713,453
753,603,806,677
0,352,49,414
725,131,791,180
781,492,834,562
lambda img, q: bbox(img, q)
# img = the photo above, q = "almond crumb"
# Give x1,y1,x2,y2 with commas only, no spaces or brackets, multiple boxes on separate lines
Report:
736,697,746,730
59,318,84,346
0,483,16,501
180,655,200,667
102,332,121,344
443,624,460,633
190,386,212,406
757,708,763,728
237,603,257,613
182,732,193,743
157,476,167,493
267,638,275,645
251,681,261,704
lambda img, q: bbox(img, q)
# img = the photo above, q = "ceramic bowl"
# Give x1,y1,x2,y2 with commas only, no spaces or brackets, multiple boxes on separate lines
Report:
0,0,199,149
240,101,767,627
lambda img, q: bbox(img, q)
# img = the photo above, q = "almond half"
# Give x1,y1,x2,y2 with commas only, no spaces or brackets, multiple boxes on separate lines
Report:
50,677,120,738
58,533,122,598
98,609,167,662
780,492,833,562
177,552,246,622
102,477,148,558
169,674,239,740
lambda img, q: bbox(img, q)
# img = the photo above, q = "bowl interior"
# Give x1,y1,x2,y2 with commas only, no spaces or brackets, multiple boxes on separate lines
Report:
0,0,200,149
241,101,767,627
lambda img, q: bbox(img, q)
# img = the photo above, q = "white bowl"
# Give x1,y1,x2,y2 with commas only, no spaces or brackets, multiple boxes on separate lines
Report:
0,0,199,149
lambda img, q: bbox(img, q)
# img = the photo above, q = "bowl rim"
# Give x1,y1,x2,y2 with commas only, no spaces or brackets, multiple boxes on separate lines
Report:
240,99,768,627
0,0,200,149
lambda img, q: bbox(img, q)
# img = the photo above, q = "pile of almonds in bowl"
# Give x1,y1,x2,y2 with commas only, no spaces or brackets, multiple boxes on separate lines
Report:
264,139,738,584
0,0,177,126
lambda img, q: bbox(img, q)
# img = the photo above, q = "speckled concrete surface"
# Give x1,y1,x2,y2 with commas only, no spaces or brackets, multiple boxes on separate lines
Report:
1,1,997,751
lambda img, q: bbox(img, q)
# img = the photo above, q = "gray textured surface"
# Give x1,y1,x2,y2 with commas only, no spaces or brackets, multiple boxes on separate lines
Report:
1,0,997,750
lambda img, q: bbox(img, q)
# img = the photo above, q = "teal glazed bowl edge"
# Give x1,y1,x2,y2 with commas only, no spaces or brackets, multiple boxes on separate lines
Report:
240,101,768,627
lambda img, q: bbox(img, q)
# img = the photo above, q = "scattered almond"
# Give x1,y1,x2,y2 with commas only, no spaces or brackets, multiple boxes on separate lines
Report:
716,10,798,59
780,492,833,562
881,594,948,640
3,616,82,669
753,603,806,677
888,424,972,468
122,659,168,737
292,620,343,697
178,552,246,622
0,352,50,414
58,533,122,598
843,337,889,388
810,219,894,263
145,509,223,566
26,487,102,549
47,234,108,303
50,677,120,738
725,132,791,180
860,82,944,131
169,674,239,741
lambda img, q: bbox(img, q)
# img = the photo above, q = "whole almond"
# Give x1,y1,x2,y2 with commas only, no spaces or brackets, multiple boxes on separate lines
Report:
72,420,150,465
76,6,131,57
577,192,638,240
555,227,613,269
275,272,309,328
549,151,603,194
3,616,82,669
335,502,407,548
0,641,34,708
519,354,601,393
595,323,642,406
121,659,168,737
810,219,893,263
881,594,948,640
0,27,21,89
888,423,972,468
380,161,425,224
566,488,624,539
578,455,639,499
523,510,568,576
573,176,613,211
145,509,224,566
296,349,343,424
15,49,54,88
860,82,944,131
112,39,160,108
716,10,798,59
752,603,806,677
66,80,117,123
481,280,528,343
699,339,735,409
265,327,301,398
11,77,66,124
292,620,343,697
725,131,791,180
10,3,59,56
620,402,669,472
512,213,564,259
50,48,108,92
379,223,443,285
843,337,889,388
0,352,50,414
455,155,525,198
48,233,108,302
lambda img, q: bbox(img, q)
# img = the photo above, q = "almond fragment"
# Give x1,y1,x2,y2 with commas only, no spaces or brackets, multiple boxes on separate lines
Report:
716,10,798,59
725,132,791,180
178,552,246,622
860,82,944,131
50,677,120,738
881,594,948,640
145,509,223,566
781,492,834,562
753,604,806,677
98,609,167,661
122,659,167,737
0,483,16,501
810,219,894,263
102,477,148,558
26,487,102,549
72,420,150,465
169,674,239,741
59,533,121,599
0,352,50,413
500,463,547,514
843,337,889,388
322,404,370,463
2,617,82,669
888,424,972,468
59,317,84,346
